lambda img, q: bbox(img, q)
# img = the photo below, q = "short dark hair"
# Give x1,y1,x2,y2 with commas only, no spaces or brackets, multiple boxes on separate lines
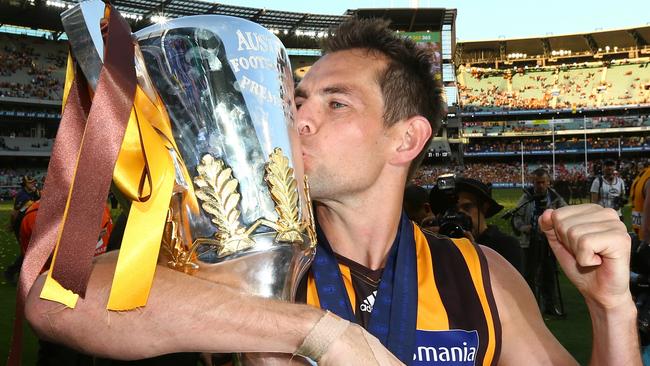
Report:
604,159,616,167
404,184,428,211
531,168,550,179
323,17,446,178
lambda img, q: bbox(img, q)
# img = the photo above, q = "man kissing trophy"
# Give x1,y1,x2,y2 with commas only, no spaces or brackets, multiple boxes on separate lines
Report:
12,1,315,364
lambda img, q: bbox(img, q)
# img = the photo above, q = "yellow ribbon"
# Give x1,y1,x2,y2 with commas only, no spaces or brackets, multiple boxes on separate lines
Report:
108,83,199,310
107,87,177,310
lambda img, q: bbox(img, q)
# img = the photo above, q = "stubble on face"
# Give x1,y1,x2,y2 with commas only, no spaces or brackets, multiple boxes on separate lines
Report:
296,50,391,203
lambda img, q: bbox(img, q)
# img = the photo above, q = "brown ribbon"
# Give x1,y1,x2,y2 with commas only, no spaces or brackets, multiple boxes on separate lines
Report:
8,63,90,365
50,7,136,295
7,5,136,365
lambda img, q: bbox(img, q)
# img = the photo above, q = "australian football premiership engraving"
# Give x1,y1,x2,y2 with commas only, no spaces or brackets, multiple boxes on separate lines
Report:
133,15,315,303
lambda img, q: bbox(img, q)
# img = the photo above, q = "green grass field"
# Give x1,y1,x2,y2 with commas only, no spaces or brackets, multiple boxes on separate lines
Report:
0,190,633,364
0,202,38,365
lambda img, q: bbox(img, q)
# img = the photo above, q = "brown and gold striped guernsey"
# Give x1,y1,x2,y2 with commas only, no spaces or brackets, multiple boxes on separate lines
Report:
296,223,502,366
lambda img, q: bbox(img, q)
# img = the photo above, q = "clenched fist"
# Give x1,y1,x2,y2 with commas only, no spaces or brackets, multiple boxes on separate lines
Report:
538,204,632,309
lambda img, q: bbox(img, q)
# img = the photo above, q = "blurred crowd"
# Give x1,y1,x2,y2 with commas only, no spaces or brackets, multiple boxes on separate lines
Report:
463,115,650,136
459,58,650,111
0,33,66,100
0,168,47,201
413,158,650,200
464,136,649,153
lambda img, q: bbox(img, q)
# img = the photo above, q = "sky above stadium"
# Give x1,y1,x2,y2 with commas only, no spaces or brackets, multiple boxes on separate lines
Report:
214,0,649,41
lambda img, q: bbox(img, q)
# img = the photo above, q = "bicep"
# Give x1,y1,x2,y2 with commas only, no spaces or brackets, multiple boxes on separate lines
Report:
482,246,577,366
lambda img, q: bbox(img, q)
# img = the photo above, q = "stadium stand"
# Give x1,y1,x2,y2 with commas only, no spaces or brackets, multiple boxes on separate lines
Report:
0,1,647,200
458,58,650,111
0,33,67,100
437,25,650,194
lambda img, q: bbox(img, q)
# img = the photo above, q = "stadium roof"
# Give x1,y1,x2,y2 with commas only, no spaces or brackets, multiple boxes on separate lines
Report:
0,1,453,35
457,25,650,65
0,0,348,33
346,8,455,32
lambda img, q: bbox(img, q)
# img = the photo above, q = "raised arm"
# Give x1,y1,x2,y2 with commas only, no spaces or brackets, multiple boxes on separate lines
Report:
25,251,403,365
488,203,640,366
540,204,638,365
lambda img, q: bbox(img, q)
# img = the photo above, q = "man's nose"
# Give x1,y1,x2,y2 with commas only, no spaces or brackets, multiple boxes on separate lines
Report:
295,103,317,136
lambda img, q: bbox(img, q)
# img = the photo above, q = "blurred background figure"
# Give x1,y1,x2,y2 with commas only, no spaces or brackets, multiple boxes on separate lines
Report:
429,176,523,272
403,184,433,226
591,159,626,221
4,175,40,284
512,168,567,317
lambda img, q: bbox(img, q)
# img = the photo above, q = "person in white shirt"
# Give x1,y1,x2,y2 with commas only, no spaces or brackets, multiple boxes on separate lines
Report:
591,159,626,220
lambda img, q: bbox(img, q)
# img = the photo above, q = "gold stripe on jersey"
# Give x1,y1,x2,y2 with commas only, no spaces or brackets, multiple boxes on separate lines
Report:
413,223,449,330
448,237,498,366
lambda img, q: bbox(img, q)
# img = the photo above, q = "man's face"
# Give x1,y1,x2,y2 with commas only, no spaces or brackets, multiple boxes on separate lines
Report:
294,49,393,200
532,175,550,195
457,191,484,237
603,164,615,178
24,180,36,192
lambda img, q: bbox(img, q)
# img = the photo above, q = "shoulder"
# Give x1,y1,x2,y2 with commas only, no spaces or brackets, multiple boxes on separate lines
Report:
481,245,542,322
481,246,576,364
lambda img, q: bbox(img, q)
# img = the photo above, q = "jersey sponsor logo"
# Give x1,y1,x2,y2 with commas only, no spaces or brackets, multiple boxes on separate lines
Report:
359,290,377,313
412,329,478,365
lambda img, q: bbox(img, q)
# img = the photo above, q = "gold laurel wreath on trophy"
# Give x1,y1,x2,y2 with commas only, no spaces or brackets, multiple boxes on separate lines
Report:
161,147,316,272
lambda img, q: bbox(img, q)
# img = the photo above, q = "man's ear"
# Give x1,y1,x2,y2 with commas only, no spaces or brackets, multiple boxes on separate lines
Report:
390,115,432,165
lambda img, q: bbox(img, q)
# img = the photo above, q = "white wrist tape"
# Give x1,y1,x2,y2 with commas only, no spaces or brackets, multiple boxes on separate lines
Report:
295,311,350,362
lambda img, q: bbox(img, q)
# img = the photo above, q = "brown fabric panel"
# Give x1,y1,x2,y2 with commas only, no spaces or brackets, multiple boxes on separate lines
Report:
51,8,136,295
476,246,502,366
17,65,90,301
424,233,491,366
8,65,91,366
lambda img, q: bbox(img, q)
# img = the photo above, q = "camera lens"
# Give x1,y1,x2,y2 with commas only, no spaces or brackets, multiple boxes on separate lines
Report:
439,222,466,238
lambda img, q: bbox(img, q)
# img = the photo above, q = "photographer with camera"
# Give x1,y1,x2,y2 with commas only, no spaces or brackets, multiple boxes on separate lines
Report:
429,176,524,272
512,168,568,317
591,159,626,221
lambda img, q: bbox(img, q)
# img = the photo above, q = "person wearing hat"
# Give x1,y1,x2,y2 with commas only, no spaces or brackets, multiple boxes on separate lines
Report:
430,177,524,273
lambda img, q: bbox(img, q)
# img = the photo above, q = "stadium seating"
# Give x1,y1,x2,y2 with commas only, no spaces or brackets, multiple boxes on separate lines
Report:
462,115,650,135
0,33,67,100
413,158,649,189
458,58,650,111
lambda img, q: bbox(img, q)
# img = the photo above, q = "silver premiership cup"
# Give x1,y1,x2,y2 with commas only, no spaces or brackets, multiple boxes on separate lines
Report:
61,0,316,304
135,16,316,301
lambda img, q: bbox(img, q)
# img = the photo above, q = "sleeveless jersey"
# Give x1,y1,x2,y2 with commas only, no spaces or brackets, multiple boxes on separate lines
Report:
298,224,502,366
631,167,650,240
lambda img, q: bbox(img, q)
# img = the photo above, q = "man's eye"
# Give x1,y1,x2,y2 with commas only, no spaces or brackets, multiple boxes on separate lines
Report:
460,203,476,211
330,101,346,109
